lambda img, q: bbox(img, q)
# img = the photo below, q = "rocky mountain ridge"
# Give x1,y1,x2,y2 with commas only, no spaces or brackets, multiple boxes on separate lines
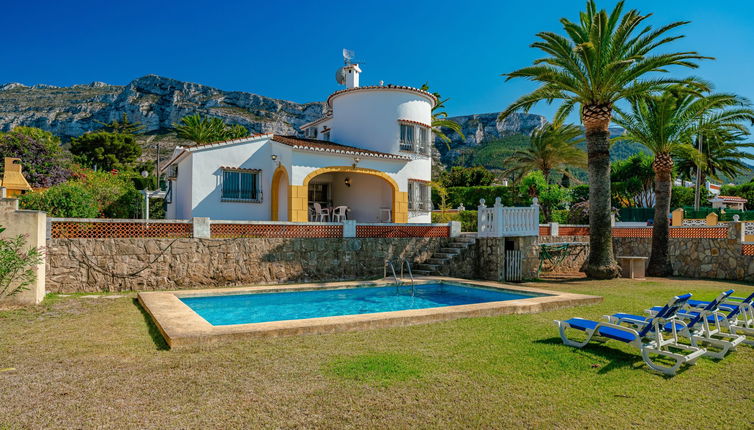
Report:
0,75,325,139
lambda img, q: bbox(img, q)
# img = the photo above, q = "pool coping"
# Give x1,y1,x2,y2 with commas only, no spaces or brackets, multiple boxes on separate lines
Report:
137,277,602,349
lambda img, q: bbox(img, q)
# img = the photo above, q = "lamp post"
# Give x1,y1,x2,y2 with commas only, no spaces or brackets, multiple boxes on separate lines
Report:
141,170,150,220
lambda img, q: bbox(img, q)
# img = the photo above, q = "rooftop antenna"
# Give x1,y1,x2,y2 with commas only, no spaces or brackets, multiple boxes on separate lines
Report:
342,48,355,65
336,49,364,85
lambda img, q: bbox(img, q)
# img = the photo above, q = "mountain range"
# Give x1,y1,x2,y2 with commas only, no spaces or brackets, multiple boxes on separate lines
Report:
0,74,703,180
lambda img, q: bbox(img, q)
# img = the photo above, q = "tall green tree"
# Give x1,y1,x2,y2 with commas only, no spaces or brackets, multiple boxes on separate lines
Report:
173,114,250,145
69,132,142,171
499,0,709,279
613,86,754,275
611,153,655,208
420,84,465,147
438,166,496,187
95,113,145,135
504,121,585,183
676,129,754,187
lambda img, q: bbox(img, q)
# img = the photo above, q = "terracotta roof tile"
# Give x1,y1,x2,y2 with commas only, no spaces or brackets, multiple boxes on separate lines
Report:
327,85,437,108
186,133,271,149
715,195,747,201
271,135,409,160
398,118,432,128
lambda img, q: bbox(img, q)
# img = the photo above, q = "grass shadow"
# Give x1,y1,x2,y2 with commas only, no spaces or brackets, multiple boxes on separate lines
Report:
132,298,169,351
533,336,690,377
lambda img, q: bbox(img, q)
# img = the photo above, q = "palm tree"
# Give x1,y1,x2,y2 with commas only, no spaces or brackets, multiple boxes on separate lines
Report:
613,86,754,275
676,129,754,189
504,121,586,183
499,0,710,279
420,83,464,146
173,114,250,145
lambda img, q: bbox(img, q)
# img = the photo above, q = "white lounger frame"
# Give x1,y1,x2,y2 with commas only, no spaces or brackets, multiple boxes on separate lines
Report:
556,316,706,376
645,292,748,359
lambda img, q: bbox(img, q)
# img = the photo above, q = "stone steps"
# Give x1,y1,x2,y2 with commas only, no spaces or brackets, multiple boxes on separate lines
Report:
415,238,476,276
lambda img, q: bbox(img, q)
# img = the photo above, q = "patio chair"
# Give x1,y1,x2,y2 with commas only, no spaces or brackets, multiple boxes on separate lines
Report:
555,294,706,376
313,203,330,222
616,289,744,359
646,291,754,348
331,206,348,222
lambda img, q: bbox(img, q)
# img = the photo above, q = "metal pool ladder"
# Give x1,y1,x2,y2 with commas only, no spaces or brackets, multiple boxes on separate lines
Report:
401,258,415,295
385,259,400,286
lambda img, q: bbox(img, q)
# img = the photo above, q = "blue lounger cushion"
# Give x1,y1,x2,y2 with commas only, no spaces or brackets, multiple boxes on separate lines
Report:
563,318,637,343
687,300,738,311
648,306,727,323
612,313,687,332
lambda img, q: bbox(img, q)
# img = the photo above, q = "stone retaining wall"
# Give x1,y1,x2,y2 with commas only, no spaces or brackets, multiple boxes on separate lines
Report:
46,237,450,293
537,223,754,281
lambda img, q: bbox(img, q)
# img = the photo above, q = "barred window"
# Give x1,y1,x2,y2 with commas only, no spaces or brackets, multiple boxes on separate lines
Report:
408,180,432,211
418,127,430,155
222,169,262,202
400,124,415,151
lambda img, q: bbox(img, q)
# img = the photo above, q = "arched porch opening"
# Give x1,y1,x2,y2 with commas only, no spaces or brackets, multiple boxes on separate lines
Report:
270,165,289,221
294,166,407,223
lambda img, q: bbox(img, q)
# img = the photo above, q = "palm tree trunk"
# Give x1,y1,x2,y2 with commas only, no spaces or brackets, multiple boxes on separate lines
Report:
583,121,621,279
648,154,674,276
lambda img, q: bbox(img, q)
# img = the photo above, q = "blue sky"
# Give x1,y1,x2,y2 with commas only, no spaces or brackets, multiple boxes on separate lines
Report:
2,0,754,119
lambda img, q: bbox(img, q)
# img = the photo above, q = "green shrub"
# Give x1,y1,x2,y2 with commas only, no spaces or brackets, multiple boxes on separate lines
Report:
550,209,569,224
432,186,515,209
0,225,44,298
458,210,478,232
431,210,478,232
572,184,589,203
18,168,143,218
19,182,99,218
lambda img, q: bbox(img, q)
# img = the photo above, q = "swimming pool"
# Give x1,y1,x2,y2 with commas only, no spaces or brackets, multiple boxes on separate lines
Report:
138,278,602,349
180,283,543,326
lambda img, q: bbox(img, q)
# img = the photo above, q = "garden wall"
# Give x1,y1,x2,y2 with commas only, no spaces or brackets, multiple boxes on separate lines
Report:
538,223,754,281
46,237,451,293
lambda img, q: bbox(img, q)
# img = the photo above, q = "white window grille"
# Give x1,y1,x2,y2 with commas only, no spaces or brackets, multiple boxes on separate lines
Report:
418,127,430,155
400,124,415,151
408,180,431,211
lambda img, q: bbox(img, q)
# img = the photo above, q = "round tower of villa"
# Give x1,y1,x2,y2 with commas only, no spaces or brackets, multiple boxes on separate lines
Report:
327,65,436,155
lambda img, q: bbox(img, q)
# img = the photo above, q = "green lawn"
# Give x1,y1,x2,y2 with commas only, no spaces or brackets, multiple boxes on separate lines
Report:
1,278,752,428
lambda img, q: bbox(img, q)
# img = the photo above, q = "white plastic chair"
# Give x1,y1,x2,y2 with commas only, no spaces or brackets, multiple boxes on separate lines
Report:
313,202,330,222
332,206,348,222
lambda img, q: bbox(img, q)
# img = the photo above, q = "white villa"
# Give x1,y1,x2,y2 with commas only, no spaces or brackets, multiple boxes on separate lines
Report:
161,63,436,223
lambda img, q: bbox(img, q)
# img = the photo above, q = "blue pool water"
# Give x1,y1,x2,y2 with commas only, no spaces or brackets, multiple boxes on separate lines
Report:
180,283,543,326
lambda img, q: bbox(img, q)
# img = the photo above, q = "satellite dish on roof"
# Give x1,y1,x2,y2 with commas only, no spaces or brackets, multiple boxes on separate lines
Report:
335,67,347,85
342,48,355,65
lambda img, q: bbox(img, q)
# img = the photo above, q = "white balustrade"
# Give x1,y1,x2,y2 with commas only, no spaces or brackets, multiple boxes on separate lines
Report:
477,197,540,237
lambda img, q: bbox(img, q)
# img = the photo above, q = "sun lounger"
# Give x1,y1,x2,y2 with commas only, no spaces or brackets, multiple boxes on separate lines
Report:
642,290,746,359
555,294,706,376
649,291,754,348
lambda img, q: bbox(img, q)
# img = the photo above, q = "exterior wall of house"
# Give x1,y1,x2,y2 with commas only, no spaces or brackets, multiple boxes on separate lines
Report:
188,138,274,220
173,157,193,219
329,89,434,155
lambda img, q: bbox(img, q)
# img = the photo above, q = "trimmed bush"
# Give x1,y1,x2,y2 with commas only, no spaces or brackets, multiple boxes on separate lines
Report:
550,209,569,224
19,182,99,218
432,186,515,210
432,210,478,232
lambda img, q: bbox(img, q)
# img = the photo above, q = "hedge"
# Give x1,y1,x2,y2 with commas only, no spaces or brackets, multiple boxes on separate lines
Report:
432,186,515,210
432,210,478,232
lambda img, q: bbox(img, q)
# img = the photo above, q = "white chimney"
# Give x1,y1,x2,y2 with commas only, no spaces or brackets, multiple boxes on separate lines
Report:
344,64,361,89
